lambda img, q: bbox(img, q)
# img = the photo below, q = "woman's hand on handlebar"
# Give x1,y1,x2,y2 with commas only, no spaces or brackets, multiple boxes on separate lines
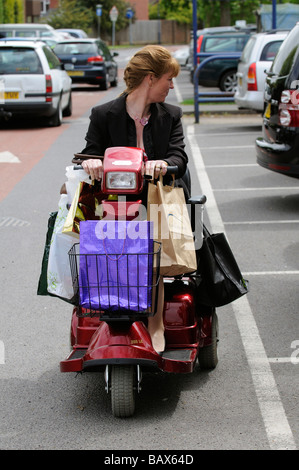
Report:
82,159,103,181
144,160,168,180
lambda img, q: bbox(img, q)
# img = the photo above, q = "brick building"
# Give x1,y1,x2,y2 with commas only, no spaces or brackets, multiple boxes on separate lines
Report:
24,0,58,21
128,0,149,20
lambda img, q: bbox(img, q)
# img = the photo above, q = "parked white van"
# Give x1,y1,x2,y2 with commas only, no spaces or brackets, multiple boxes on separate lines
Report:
0,24,57,39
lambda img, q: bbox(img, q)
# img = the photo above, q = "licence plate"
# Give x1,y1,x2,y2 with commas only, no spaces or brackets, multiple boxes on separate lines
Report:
0,91,19,100
67,71,84,77
264,103,271,119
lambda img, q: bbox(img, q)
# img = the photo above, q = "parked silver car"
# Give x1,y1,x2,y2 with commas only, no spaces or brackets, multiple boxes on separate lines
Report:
234,30,289,112
0,40,72,126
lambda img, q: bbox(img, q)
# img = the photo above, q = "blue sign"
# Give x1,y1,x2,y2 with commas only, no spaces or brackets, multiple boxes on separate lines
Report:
96,6,102,17
126,8,133,19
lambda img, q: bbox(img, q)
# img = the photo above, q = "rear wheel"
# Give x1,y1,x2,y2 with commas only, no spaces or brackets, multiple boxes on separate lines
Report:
219,70,237,92
63,92,72,117
198,311,219,369
111,365,135,417
99,73,109,91
48,98,62,127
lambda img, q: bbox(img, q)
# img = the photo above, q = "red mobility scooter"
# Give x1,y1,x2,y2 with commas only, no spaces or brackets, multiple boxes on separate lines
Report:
60,147,218,417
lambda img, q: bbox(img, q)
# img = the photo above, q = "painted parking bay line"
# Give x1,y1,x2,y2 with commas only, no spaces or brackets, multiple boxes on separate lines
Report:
0,151,20,163
187,125,297,450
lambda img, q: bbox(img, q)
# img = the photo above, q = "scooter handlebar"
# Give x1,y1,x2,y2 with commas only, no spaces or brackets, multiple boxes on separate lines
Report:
73,164,179,176
165,165,179,175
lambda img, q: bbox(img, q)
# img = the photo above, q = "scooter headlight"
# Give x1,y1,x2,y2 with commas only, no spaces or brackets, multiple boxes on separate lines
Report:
106,171,137,190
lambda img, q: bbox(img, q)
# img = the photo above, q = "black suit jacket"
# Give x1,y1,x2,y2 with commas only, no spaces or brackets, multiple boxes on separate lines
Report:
79,93,188,178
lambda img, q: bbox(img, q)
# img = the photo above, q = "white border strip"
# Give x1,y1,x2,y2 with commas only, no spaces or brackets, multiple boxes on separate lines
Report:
187,125,297,450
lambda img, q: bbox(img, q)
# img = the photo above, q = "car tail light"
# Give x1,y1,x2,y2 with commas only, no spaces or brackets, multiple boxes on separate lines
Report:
247,63,257,91
196,35,203,64
87,55,104,65
279,89,299,126
45,74,52,103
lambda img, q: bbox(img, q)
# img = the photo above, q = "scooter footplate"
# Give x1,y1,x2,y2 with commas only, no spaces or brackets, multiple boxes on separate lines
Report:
162,349,193,361
160,348,198,373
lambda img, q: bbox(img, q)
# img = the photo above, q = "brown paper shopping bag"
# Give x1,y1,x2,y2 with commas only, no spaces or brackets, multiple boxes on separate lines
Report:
147,175,197,276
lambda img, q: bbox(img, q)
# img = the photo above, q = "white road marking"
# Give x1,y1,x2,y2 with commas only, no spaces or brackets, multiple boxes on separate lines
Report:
0,151,20,163
225,220,299,225
243,271,299,276
200,145,255,150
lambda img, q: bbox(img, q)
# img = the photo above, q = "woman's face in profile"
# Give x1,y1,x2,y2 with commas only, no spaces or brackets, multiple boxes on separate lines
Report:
149,72,175,103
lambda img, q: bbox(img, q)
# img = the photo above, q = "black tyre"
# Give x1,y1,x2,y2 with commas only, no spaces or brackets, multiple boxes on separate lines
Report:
48,98,62,127
111,365,135,417
99,73,109,91
198,311,219,369
219,70,237,92
110,72,118,87
63,92,72,117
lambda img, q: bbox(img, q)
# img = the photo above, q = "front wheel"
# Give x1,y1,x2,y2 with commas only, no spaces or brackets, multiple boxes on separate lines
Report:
111,365,135,417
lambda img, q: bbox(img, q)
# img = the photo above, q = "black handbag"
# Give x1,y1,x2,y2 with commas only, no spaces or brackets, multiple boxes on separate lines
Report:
196,225,249,307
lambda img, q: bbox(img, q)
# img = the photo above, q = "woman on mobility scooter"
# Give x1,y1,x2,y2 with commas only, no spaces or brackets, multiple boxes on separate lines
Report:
74,45,189,354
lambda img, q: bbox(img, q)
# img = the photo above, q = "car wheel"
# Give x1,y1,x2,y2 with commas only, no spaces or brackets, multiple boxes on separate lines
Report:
48,97,62,127
110,73,118,87
63,92,72,117
197,311,219,370
99,73,109,91
219,70,237,92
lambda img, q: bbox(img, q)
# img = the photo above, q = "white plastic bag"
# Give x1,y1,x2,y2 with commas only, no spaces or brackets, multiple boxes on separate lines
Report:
65,165,90,203
47,166,90,300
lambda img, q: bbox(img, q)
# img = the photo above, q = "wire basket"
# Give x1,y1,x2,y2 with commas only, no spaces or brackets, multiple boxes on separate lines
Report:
69,242,161,319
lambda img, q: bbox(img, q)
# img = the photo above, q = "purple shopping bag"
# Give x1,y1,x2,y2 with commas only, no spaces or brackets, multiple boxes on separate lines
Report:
79,220,154,312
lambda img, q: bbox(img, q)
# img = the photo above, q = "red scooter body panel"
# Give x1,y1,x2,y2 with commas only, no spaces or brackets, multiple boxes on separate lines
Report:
61,280,212,374
102,147,144,195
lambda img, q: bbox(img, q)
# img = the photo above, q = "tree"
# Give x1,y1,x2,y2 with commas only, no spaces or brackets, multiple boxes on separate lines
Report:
2,0,24,23
47,0,93,31
198,0,261,27
150,0,262,28
0,0,4,23
149,0,192,24
76,0,132,34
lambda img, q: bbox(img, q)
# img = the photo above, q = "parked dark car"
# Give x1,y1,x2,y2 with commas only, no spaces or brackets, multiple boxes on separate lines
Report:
190,29,252,91
54,38,118,90
256,23,299,178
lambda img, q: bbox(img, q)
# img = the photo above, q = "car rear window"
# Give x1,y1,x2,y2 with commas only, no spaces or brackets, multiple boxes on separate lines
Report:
240,36,256,63
0,47,43,74
43,45,61,69
260,40,283,61
204,35,248,53
54,42,98,55
15,30,38,37
271,25,299,76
